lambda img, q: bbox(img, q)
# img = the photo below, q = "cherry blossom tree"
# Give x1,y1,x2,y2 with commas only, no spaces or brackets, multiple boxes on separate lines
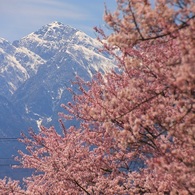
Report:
0,0,194,194
0,178,25,194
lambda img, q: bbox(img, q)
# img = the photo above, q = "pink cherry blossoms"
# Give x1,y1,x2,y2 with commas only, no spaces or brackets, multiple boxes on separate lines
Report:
0,0,194,194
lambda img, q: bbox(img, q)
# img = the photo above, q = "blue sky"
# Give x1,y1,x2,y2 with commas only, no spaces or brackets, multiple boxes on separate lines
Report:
0,0,116,42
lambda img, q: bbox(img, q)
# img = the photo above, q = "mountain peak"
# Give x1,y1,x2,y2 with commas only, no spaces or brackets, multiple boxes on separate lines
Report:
34,21,78,37
0,37,11,46
0,37,7,43
46,21,64,28
12,21,79,59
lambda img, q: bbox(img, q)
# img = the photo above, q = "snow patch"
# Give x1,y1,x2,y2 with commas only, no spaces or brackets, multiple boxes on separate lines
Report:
16,47,45,63
6,55,29,80
36,118,43,129
8,82,17,92
25,104,30,114
75,31,102,48
67,44,114,76
46,117,52,123
57,87,64,99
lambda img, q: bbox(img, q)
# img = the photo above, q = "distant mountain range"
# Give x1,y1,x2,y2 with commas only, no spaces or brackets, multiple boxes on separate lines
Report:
0,21,114,179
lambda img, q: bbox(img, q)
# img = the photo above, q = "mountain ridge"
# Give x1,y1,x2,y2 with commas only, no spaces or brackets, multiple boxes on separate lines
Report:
0,21,114,180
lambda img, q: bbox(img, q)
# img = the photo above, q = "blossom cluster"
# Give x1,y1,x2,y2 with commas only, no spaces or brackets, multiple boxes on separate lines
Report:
0,0,194,194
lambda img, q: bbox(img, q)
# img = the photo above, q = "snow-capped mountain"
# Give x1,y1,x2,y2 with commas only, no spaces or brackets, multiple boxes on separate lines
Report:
0,37,45,98
0,21,114,179
0,38,28,98
11,21,114,129
13,21,112,75
13,22,77,60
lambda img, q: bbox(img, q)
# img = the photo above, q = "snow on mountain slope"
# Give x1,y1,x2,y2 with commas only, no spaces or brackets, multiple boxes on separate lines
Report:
0,37,46,98
13,21,78,60
13,22,114,75
66,31,114,77
1,21,115,130
11,21,115,130
0,38,29,97
14,47,46,76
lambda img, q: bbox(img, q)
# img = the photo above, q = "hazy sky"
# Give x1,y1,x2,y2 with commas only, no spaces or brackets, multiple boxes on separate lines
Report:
0,0,116,42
